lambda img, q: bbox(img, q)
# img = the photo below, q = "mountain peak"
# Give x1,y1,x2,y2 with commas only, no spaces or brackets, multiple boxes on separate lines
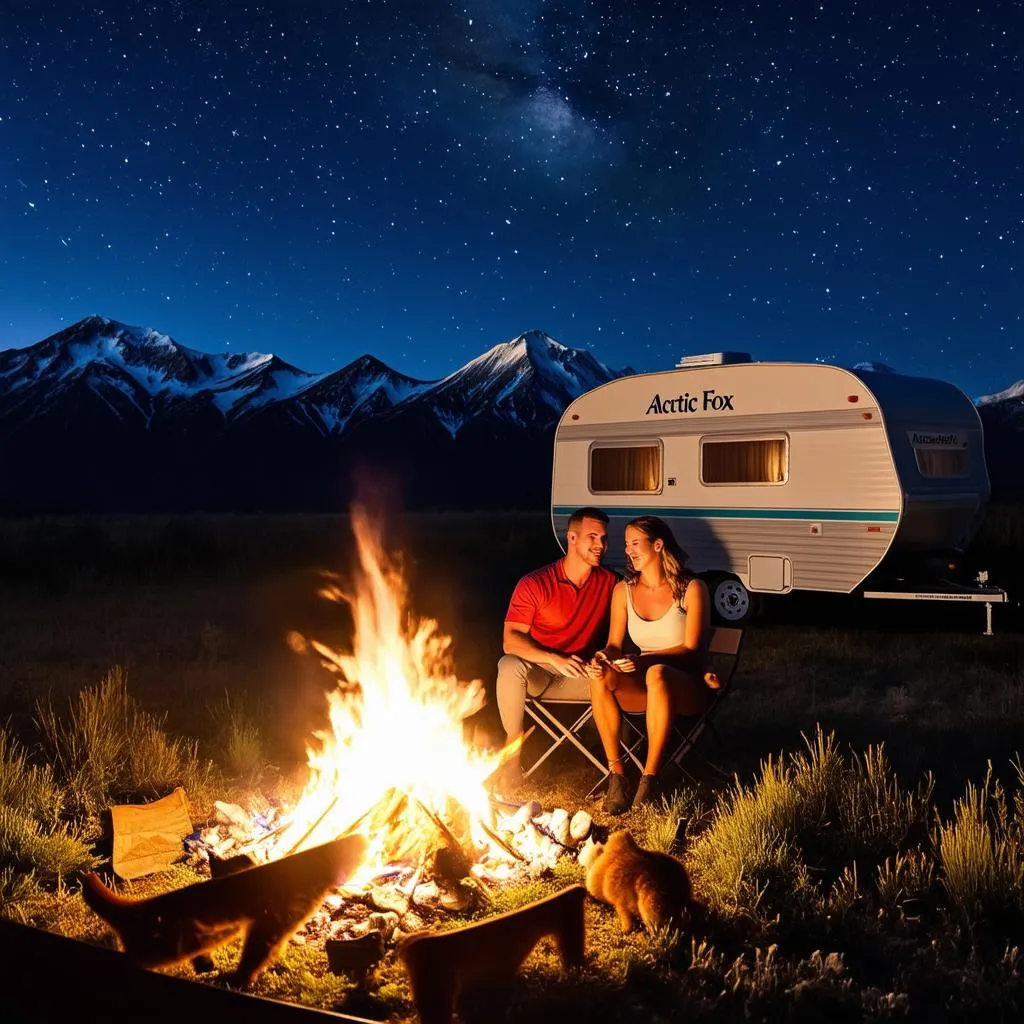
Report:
978,380,1024,405
852,360,898,374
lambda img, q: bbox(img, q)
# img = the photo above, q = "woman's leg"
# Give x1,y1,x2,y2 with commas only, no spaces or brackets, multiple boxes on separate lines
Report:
590,674,626,770
592,671,648,815
640,661,715,776
642,664,673,777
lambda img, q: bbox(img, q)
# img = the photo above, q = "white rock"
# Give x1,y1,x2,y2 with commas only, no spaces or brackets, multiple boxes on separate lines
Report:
549,808,571,845
569,809,593,844
214,801,252,829
412,881,440,906
438,884,473,913
510,801,542,831
370,886,410,916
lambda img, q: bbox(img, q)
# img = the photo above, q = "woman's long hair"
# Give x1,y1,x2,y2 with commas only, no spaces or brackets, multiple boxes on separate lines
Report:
623,515,693,605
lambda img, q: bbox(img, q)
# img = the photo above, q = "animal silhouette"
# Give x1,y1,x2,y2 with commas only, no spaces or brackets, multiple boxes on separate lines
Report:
81,834,367,987
398,884,586,1024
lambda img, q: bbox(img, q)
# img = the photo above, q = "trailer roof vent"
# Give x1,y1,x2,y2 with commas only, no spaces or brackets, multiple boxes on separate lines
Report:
675,351,753,368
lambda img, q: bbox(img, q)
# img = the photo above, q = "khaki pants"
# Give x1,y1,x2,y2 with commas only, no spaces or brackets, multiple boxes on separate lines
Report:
495,654,592,740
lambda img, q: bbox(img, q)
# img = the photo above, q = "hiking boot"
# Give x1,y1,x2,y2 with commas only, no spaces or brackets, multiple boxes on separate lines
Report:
603,773,631,816
632,774,660,809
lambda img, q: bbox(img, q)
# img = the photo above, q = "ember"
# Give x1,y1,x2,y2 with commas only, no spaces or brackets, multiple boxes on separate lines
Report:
190,507,596,958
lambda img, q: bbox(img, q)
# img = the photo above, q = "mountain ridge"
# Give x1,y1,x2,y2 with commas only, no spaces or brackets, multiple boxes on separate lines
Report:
0,315,633,512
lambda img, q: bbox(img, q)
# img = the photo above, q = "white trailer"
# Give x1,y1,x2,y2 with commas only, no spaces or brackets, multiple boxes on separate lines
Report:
550,354,1006,625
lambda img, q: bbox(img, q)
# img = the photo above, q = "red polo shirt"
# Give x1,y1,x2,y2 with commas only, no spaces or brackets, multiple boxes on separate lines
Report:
505,560,617,655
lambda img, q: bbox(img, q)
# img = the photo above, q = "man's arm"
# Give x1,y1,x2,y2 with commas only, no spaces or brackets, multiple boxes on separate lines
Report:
503,621,587,678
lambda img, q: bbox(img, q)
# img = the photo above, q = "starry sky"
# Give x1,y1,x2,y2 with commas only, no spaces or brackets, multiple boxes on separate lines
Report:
1,0,1020,398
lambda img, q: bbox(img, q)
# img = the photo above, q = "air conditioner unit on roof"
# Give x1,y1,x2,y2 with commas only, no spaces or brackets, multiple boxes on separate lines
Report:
675,351,753,368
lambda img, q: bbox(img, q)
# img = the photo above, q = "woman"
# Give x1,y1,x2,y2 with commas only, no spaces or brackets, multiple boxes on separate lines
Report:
588,515,719,814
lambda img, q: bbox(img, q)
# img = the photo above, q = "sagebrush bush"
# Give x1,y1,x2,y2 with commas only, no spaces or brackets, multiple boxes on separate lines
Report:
687,726,936,921
205,689,268,781
635,788,705,854
875,848,936,915
0,728,66,825
935,766,1024,929
0,804,99,888
34,666,219,817
838,744,934,859
687,751,807,915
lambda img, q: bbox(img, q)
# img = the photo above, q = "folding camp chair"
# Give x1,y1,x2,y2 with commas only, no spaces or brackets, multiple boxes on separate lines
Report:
521,691,605,779
586,626,745,796
522,627,744,789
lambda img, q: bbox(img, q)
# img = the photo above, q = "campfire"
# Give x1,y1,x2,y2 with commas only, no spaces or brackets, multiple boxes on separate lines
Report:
189,508,594,967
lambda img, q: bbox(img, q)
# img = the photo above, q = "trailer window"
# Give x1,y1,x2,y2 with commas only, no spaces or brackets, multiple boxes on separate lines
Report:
913,448,969,478
590,444,662,492
701,437,788,484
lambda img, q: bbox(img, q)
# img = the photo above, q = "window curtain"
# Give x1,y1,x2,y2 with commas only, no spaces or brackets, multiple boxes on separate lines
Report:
914,448,968,478
591,445,661,491
703,439,787,483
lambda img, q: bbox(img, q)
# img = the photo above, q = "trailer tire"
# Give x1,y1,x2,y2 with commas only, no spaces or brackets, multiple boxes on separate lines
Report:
707,574,758,624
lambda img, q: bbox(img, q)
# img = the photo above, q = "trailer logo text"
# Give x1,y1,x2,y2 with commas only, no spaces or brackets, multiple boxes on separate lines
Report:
646,389,735,415
907,430,967,449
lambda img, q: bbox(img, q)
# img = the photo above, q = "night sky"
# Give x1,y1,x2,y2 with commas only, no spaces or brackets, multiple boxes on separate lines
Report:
1,1,1020,398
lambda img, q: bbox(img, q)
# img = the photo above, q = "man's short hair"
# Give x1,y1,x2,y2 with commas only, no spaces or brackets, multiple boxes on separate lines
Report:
567,506,609,533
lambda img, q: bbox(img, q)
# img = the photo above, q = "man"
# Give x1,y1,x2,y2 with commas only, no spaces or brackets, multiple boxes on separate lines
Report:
495,506,617,783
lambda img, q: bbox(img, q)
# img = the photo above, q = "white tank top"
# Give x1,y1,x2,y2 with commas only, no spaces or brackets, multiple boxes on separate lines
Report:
625,583,688,654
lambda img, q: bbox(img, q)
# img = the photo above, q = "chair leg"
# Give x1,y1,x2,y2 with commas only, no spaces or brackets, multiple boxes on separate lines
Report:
521,702,607,779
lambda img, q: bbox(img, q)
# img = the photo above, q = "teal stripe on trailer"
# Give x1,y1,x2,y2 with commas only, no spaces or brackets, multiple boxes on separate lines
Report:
552,505,900,522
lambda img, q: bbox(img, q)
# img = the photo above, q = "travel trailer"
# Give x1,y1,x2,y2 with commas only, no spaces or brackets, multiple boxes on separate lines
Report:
550,353,1005,625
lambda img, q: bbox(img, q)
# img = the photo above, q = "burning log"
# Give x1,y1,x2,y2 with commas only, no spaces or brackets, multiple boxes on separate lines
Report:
477,820,526,864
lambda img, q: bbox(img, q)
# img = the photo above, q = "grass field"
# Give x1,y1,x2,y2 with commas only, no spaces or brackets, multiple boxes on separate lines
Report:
1,507,1023,1021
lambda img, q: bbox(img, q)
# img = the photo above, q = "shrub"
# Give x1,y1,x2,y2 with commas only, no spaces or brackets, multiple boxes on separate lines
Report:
205,689,268,781
935,765,1024,929
34,666,218,818
0,728,66,826
687,726,934,922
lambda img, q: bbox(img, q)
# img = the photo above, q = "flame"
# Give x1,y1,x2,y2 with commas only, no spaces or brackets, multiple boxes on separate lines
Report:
269,507,508,875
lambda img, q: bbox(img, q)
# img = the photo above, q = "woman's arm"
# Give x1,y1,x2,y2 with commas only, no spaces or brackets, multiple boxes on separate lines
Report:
588,581,629,681
597,580,628,658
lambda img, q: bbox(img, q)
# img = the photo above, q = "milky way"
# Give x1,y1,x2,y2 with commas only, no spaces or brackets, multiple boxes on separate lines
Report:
1,0,1020,396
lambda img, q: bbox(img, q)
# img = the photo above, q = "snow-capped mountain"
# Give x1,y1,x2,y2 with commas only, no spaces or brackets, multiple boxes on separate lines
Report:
978,380,1024,406
0,316,630,511
278,354,429,436
975,379,1024,502
370,330,619,439
0,314,322,425
852,360,898,374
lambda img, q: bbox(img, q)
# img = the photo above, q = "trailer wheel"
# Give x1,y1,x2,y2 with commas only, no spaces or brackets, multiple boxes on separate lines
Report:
708,574,757,624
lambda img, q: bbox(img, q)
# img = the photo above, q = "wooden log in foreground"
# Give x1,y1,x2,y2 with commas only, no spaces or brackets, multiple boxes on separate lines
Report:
0,917,377,1024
